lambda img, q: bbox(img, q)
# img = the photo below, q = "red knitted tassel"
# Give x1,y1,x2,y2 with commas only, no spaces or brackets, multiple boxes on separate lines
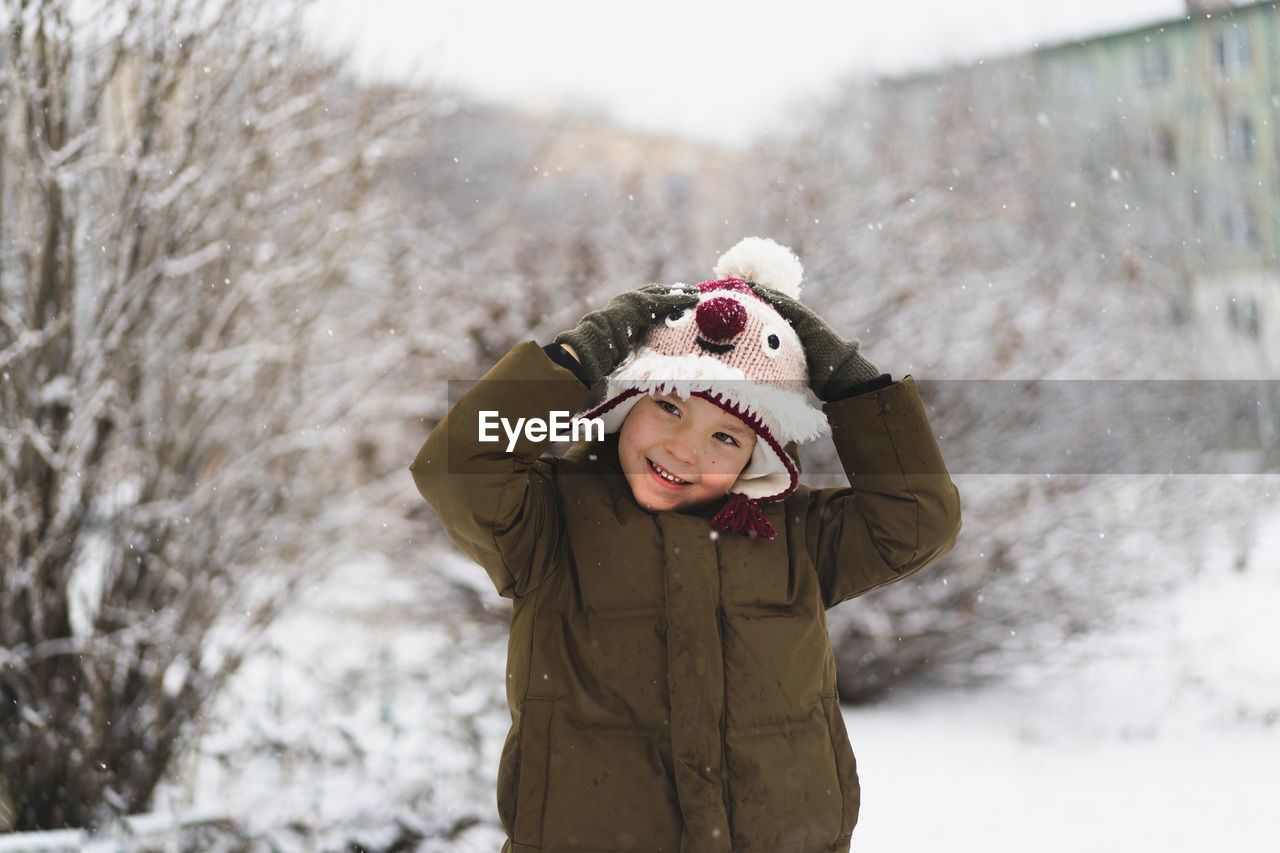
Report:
711,492,776,541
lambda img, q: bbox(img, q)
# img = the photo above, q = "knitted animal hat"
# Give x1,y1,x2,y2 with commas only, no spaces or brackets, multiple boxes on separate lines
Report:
581,237,828,539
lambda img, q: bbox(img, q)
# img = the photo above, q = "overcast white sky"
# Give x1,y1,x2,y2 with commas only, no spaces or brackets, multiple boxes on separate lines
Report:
307,0,1193,140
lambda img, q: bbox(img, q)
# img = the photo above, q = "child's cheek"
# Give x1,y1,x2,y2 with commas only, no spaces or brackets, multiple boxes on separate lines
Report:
706,457,734,478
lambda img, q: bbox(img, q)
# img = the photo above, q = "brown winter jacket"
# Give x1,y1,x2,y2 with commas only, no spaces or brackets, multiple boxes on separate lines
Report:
410,341,961,853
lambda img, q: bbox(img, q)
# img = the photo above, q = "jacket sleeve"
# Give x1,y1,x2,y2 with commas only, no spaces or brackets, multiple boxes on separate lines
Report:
409,341,594,599
803,375,962,608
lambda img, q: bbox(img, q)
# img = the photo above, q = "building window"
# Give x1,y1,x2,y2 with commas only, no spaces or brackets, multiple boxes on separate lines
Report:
1211,26,1252,80
1227,296,1260,338
1144,125,1177,167
1245,299,1260,338
1139,40,1170,85
1221,201,1260,250
1229,113,1255,162
1215,111,1256,163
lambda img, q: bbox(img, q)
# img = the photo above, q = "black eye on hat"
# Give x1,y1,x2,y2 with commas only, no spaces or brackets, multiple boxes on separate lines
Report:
665,308,694,329
760,327,784,359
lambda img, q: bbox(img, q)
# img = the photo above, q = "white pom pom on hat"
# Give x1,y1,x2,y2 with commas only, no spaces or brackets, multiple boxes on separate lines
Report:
712,236,804,299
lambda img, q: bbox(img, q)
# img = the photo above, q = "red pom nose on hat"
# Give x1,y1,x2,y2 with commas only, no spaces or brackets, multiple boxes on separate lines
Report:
696,296,747,341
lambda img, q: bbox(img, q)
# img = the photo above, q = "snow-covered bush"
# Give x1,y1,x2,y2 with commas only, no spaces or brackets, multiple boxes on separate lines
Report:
743,61,1275,701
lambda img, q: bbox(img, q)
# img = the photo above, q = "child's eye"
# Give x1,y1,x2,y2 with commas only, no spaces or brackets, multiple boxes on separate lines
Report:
657,400,680,416
713,432,740,447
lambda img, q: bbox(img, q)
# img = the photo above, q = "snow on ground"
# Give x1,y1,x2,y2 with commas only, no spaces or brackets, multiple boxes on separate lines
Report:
848,693,1278,852
849,500,1280,852
160,494,1280,852
157,550,513,851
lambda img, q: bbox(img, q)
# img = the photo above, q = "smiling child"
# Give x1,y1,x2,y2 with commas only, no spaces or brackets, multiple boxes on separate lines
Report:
411,237,961,853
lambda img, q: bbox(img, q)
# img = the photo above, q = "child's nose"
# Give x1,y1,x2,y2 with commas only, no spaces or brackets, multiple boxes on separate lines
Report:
695,296,746,341
665,436,697,466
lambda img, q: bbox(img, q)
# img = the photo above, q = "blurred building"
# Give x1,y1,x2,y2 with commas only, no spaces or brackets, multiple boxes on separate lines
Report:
1041,3,1271,263
1035,0,1278,367
885,0,1278,369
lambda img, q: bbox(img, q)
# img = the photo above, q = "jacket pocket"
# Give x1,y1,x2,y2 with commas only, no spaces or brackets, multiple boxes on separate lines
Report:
513,697,554,848
724,708,844,851
540,727,681,851
820,694,861,840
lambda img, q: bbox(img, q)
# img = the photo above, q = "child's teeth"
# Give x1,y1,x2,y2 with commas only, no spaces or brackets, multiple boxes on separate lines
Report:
653,461,685,484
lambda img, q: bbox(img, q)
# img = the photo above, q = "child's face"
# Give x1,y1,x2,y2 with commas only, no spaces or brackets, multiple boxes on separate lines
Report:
617,392,757,513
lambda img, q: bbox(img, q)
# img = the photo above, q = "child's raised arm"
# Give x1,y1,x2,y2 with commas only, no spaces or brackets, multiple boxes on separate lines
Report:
410,287,697,598
806,376,961,606
750,287,961,605
410,341,585,598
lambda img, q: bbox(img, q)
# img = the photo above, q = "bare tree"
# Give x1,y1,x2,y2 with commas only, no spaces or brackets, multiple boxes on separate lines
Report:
0,0,419,830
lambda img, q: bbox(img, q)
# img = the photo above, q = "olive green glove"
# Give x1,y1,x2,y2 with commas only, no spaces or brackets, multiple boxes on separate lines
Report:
749,284,882,401
553,285,699,386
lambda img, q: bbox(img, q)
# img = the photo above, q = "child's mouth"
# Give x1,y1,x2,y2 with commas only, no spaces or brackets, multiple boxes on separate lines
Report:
647,458,690,488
